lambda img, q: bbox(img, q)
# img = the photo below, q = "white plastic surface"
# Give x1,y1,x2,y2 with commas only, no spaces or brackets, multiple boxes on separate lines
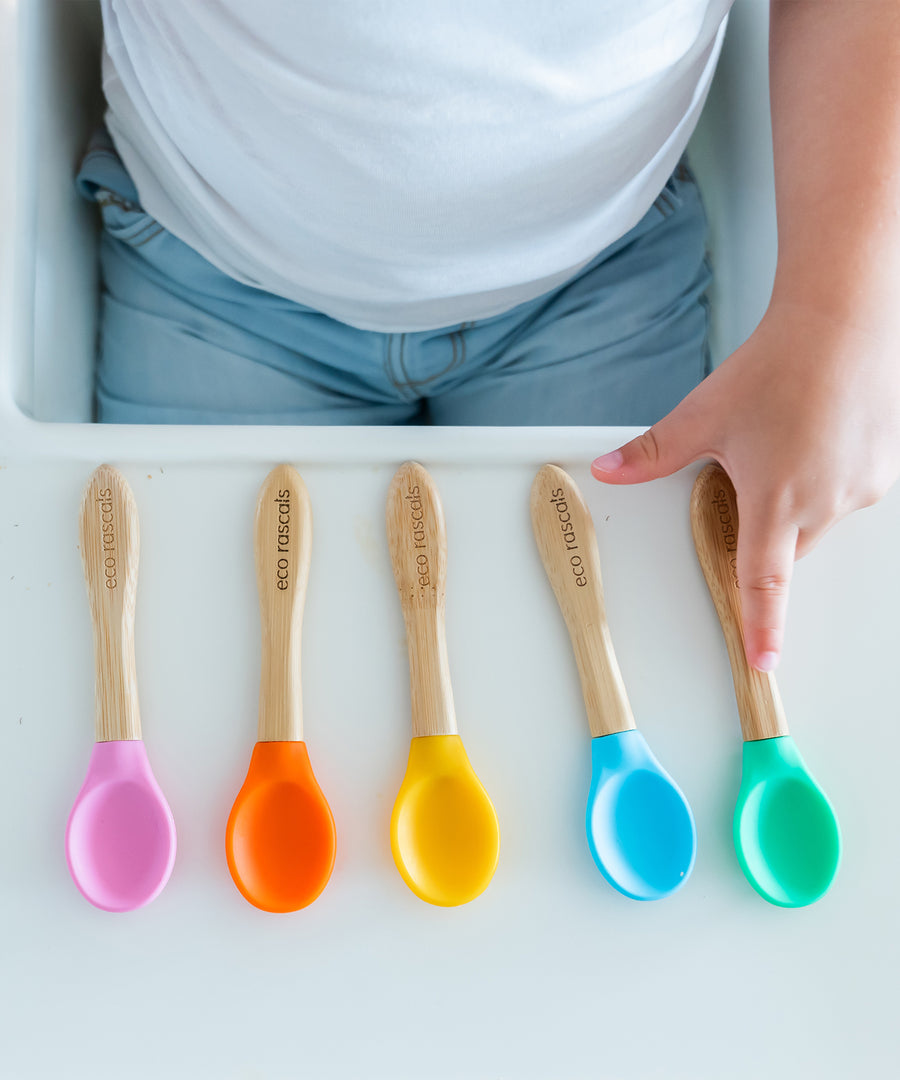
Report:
3,462,900,1080
1,4,898,1080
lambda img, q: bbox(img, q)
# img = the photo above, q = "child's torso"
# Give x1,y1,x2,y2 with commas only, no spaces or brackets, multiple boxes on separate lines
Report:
100,0,732,331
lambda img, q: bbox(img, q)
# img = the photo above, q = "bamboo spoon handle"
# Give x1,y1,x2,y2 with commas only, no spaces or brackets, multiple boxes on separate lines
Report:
386,461,456,738
79,465,141,742
690,464,789,741
255,464,312,742
530,464,635,738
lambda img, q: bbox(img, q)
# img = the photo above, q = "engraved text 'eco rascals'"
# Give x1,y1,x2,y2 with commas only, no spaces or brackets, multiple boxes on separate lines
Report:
711,488,740,587
274,488,290,590
98,487,117,590
550,487,587,587
406,483,430,587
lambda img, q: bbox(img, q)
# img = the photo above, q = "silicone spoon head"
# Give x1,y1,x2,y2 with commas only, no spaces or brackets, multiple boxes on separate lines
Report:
586,730,696,901
391,735,500,907
734,735,841,907
65,741,176,912
226,741,336,913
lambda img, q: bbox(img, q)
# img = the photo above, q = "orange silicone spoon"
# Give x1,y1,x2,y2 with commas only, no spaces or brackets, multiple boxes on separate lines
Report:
225,465,336,912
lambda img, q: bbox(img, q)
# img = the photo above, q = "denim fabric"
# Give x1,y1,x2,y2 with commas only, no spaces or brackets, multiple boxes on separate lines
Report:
77,131,712,425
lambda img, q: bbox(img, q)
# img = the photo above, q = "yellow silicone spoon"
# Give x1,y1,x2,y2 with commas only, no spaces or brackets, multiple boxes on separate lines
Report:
386,461,500,907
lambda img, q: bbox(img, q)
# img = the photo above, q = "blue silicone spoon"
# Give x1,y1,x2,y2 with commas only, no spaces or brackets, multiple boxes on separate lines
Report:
531,465,696,900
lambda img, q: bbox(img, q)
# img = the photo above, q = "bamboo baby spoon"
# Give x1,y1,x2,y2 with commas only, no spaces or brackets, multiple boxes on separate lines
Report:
225,465,336,912
690,464,841,907
386,461,500,907
66,465,176,912
531,465,696,900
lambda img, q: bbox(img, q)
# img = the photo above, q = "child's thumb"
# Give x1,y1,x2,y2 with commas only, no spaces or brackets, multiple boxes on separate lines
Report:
590,406,705,485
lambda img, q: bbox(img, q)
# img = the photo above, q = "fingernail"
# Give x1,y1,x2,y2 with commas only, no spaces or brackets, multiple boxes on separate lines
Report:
755,651,779,673
591,450,624,474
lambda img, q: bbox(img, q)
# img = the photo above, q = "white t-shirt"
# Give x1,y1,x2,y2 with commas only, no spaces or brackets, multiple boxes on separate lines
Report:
100,1,732,331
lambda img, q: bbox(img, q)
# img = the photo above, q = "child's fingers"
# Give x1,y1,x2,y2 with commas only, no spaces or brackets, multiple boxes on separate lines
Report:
591,397,708,484
794,522,832,561
735,505,800,672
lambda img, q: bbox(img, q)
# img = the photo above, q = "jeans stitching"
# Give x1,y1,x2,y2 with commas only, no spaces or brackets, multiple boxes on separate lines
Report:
654,188,675,217
384,334,415,400
455,322,470,375
675,158,697,186
384,334,398,392
397,333,418,393
96,189,163,247
397,325,468,391
109,217,162,247
131,225,165,248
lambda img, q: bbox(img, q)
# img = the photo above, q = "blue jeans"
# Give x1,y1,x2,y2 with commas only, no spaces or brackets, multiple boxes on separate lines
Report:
77,131,711,425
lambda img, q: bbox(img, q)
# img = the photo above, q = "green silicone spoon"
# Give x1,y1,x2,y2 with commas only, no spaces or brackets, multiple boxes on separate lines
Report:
691,464,841,907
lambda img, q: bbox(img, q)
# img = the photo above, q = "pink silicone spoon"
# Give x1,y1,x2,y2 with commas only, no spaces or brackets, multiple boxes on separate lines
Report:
65,465,176,912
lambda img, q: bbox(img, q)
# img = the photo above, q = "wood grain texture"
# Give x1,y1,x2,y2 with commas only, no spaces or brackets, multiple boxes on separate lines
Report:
690,464,789,742
386,461,457,738
255,464,311,742
530,464,635,738
79,464,141,742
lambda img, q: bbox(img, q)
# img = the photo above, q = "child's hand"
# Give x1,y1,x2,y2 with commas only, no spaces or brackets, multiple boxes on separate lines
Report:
590,299,900,672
